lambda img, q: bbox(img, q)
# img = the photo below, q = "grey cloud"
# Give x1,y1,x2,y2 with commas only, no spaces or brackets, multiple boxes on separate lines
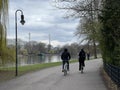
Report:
8,0,79,46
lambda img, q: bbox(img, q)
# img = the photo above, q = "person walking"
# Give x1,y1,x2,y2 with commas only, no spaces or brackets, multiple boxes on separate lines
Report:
87,52,90,60
78,49,86,71
61,48,71,72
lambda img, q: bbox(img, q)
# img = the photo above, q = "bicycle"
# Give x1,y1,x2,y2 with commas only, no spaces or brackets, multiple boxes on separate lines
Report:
81,63,84,73
63,62,68,76
79,62,84,73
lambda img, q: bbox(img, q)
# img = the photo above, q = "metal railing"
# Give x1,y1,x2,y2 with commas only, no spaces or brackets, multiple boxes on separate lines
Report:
104,63,120,87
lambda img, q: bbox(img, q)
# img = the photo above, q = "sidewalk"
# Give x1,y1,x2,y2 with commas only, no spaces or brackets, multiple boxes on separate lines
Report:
0,59,107,90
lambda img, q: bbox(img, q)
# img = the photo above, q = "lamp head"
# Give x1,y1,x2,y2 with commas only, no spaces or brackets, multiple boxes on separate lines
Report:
20,15,25,25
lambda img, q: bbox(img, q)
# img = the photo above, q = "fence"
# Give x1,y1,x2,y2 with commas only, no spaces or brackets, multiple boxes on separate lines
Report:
104,63,120,87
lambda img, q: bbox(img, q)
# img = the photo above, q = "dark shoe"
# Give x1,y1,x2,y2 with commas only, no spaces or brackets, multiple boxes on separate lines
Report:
83,64,85,67
62,69,64,72
79,68,81,71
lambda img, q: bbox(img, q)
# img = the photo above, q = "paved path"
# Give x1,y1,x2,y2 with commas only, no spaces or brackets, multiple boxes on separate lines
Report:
0,59,107,90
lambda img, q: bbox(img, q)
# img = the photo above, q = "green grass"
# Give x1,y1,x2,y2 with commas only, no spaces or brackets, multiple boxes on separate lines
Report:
0,59,78,80
19,60,77,72
1,60,77,71
18,62,62,73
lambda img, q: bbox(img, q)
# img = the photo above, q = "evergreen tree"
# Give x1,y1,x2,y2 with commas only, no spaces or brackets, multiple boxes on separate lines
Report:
99,0,120,65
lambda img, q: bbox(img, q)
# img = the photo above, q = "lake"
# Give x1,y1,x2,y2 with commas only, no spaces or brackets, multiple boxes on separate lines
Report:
18,54,62,66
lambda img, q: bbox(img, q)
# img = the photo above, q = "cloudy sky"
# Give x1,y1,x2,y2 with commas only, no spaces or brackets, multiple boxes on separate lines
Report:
8,0,80,47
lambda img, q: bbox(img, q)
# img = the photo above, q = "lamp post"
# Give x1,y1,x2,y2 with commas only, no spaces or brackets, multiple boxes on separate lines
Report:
15,9,25,76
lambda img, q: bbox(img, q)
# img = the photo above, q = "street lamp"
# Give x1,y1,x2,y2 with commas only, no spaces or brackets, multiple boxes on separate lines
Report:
15,9,25,76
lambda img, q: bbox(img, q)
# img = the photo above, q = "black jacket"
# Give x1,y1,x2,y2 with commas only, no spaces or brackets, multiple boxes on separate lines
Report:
61,51,71,61
79,49,86,61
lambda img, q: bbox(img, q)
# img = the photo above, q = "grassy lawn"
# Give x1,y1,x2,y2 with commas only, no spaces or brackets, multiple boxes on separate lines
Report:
0,60,77,82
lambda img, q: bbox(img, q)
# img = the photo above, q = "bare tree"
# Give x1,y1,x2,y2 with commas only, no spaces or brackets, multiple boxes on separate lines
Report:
52,0,102,58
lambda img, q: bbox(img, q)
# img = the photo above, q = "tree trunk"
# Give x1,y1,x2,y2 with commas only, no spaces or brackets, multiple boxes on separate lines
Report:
93,39,97,59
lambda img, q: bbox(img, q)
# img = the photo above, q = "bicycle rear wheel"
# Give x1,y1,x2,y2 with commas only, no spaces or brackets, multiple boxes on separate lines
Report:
64,63,67,76
81,63,84,73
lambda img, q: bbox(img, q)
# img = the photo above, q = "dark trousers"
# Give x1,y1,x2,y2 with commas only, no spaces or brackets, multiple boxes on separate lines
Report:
62,61,69,70
79,60,85,70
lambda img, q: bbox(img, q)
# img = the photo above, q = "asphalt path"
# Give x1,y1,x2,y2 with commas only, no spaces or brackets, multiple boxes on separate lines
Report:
0,59,107,90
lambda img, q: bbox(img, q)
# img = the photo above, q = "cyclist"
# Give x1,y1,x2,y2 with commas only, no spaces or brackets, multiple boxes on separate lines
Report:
78,49,86,71
61,48,71,72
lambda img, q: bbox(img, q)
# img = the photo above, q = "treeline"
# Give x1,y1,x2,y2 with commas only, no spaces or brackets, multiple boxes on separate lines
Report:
8,40,100,58
53,0,120,66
